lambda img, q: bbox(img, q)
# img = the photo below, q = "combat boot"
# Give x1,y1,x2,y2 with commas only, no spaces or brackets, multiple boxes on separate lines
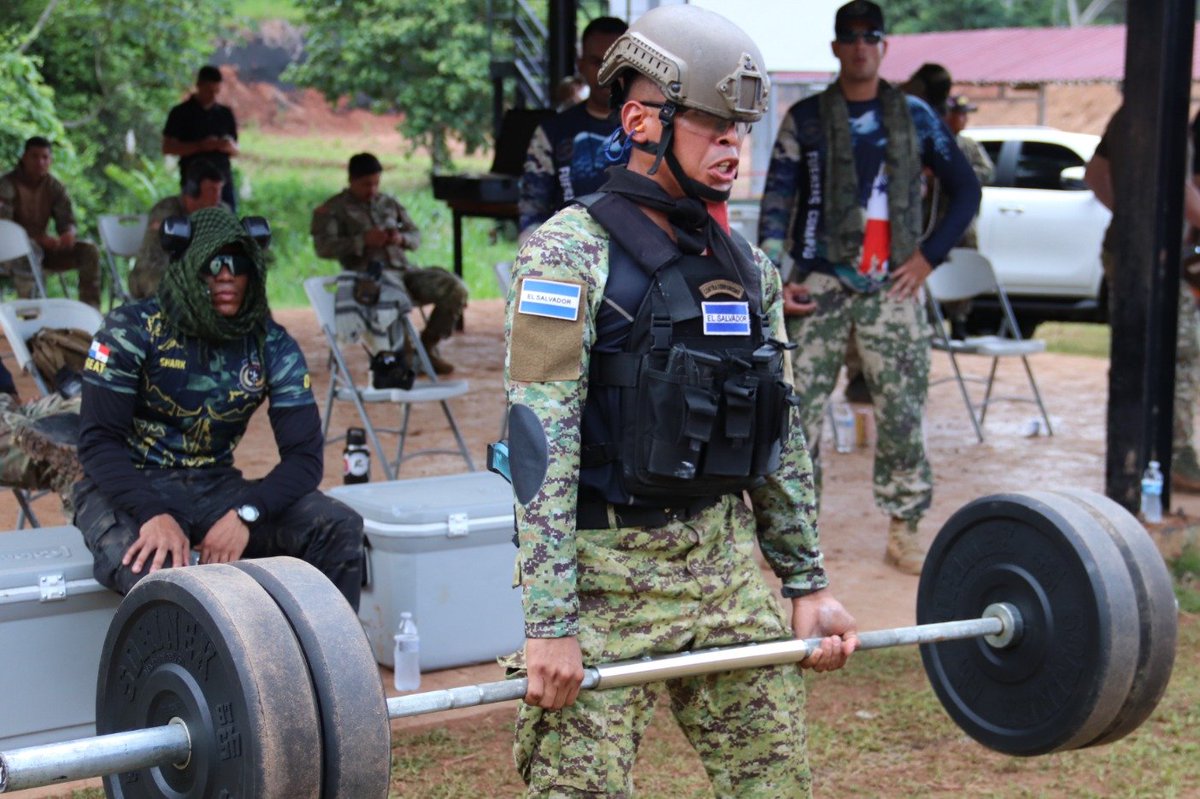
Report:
419,332,455,376
884,517,926,575
1172,451,1200,493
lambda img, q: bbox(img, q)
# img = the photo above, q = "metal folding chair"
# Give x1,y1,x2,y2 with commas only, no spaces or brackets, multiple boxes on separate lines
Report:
304,276,475,479
97,214,147,305
0,298,103,527
926,248,1054,443
0,220,48,299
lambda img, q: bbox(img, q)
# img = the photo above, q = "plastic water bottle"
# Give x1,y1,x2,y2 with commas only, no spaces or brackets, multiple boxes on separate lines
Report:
393,612,421,691
343,427,370,484
1140,460,1164,524
833,403,855,454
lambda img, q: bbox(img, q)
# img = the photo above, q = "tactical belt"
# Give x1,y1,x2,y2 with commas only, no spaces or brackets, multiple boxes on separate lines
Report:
576,496,721,530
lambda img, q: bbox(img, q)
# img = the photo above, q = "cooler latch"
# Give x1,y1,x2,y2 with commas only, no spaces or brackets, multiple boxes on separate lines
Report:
447,513,469,538
39,572,67,602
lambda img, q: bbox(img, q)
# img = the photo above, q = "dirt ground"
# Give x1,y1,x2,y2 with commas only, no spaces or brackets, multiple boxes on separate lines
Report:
5,299,1196,799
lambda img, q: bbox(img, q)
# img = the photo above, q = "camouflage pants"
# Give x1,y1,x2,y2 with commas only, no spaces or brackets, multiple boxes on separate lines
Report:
1,241,103,307
785,272,933,521
0,392,80,492
401,266,468,345
1102,250,1200,467
515,497,812,798
73,467,365,609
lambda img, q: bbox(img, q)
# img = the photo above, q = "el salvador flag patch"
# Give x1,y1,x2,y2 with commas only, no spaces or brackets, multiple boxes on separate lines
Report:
518,278,582,321
88,340,111,364
702,302,751,336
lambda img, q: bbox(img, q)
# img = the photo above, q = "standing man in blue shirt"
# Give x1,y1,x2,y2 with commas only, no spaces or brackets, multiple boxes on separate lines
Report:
518,16,628,243
758,0,980,573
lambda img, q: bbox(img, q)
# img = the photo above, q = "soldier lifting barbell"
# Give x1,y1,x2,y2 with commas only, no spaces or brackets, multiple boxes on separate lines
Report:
0,489,1178,797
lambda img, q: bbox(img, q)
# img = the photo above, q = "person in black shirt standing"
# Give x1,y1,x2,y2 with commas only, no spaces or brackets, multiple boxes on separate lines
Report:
162,65,240,212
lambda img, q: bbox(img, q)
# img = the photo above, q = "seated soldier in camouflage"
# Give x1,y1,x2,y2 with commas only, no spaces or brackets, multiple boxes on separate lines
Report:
311,153,468,374
73,207,366,609
0,358,81,502
127,159,226,299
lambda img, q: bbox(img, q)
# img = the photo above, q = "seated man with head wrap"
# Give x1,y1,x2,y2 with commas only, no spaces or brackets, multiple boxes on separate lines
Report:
72,207,365,609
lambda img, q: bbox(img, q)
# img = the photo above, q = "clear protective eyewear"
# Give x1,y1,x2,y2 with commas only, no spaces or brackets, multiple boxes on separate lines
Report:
640,102,752,140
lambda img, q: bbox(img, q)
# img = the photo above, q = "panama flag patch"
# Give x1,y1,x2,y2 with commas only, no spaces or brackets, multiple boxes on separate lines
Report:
88,340,110,364
701,301,751,336
518,278,582,321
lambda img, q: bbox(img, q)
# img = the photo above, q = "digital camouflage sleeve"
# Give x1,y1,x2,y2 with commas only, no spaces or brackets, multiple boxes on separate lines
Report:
505,205,827,638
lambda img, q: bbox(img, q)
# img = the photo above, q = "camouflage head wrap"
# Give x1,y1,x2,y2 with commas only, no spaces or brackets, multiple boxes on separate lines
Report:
159,206,269,342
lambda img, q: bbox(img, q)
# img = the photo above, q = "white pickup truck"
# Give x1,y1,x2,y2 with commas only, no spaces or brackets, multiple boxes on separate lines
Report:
964,126,1112,332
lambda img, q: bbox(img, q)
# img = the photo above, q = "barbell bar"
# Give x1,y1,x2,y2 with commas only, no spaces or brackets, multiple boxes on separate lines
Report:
0,605,1016,793
0,490,1180,797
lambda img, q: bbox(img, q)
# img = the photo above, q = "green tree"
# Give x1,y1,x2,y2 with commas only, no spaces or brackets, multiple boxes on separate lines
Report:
0,0,232,223
288,0,491,170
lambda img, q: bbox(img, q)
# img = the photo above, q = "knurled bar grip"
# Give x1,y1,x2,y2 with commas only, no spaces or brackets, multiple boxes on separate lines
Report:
0,606,1013,793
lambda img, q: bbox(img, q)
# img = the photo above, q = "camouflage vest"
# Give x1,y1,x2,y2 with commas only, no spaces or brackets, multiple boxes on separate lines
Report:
575,192,797,512
819,80,922,290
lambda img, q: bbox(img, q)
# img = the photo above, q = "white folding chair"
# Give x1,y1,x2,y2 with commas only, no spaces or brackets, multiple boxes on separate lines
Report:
0,219,48,299
926,248,1053,443
304,276,475,479
0,298,103,527
97,214,147,305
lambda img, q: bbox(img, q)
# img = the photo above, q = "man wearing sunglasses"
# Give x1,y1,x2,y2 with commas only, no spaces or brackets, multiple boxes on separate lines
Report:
72,207,366,609
759,0,981,575
505,6,856,796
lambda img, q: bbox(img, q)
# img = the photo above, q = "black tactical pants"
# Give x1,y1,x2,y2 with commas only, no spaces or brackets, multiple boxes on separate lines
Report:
73,467,365,609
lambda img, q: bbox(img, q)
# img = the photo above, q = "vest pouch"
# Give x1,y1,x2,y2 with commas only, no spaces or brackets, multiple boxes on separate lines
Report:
750,344,793,475
635,345,720,482
701,375,758,477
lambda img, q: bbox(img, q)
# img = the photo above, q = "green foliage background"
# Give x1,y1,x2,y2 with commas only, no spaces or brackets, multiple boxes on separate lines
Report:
286,0,491,170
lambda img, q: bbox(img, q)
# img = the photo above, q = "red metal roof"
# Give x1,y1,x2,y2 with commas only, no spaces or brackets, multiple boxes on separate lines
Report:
873,24,1200,86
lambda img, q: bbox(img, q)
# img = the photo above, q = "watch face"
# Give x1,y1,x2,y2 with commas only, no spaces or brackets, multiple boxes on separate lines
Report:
239,504,260,524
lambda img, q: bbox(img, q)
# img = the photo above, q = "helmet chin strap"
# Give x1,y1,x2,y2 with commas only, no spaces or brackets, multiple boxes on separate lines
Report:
632,102,732,204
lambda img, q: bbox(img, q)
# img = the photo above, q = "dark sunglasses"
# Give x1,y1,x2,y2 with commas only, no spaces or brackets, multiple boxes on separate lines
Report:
836,29,884,45
202,253,256,278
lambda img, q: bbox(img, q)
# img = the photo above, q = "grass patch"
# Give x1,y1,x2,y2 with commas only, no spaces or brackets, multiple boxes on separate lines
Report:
234,131,512,308
1037,321,1110,358
1172,544,1200,613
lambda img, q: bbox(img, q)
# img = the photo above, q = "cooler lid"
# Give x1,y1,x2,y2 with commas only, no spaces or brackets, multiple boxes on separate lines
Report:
328,472,515,528
0,526,99,591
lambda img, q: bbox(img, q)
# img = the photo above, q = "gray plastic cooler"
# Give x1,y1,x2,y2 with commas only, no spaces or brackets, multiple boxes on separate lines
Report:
0,525,121,749
329,472,524,671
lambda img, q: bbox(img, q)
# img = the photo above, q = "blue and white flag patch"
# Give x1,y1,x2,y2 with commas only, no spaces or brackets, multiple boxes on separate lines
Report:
701,302,751,336
518,278,582,321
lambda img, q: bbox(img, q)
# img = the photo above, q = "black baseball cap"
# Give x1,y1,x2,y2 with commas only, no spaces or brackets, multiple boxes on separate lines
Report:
835,1,885,34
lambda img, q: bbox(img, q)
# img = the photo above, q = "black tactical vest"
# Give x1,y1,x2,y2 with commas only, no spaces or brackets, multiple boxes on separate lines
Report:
576,192,798,513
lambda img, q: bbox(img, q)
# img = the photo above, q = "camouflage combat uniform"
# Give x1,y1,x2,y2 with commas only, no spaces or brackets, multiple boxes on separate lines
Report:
506,205,828,797
0,165,102,306
310,188,467,347
0,391,80,493
72,297,365,607
758,89,980,523
518,103,625,236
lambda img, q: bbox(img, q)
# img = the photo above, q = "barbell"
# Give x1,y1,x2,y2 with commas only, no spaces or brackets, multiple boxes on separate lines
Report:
0,489,1178,797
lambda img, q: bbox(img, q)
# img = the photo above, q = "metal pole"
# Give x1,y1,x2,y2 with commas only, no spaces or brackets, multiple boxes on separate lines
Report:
388,607,1012,718
0,719,189,793
2,607,1015,793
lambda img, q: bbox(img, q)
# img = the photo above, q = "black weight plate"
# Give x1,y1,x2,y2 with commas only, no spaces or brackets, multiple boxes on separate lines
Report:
97,565,321,798
1046,489,1178,747
233,558,391,799
917,492,1139,755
